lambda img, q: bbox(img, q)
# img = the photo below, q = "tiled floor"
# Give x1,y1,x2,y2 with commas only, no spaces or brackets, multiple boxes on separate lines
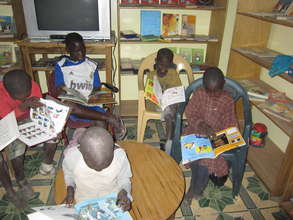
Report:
0,119,289,219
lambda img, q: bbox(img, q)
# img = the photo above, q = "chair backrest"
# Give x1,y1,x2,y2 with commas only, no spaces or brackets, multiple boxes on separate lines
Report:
171,77,253,163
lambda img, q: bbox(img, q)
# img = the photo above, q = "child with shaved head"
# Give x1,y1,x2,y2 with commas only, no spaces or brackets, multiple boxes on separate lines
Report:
62,127,132,211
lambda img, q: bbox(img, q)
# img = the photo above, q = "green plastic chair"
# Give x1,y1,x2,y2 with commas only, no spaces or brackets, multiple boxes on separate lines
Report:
170,77,252,197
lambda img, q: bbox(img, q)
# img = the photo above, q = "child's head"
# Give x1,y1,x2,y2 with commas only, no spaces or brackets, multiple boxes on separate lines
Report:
203,67,225,94
65,32,86,62
3,69,32,100
79,127,114,171
155,48,175,77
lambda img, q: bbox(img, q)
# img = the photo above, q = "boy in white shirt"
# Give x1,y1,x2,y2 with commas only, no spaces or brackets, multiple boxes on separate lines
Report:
62,127,132,211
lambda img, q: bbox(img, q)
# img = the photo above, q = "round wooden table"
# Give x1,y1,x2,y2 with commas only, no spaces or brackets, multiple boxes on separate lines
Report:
55,141,185,220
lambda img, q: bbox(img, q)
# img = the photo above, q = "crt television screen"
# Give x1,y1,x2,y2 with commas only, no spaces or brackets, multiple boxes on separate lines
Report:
34,0,99,31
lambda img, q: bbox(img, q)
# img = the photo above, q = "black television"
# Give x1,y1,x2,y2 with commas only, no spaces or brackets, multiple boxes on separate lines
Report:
22,0,111,40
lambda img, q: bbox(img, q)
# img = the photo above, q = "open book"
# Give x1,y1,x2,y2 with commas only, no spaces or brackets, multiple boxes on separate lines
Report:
181,127,246,165
16,98,70,147
58,87,109,106
75,192,132,220
144,76,185,110
28,205,77,220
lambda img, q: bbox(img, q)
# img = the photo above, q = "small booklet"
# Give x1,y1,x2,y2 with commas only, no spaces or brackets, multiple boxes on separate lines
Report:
181,127,246,165
58,87,109,106
144,76,185,110
75,192,132,220
18,97,71,146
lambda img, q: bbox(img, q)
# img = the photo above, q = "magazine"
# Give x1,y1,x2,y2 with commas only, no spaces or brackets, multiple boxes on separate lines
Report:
144,76,185,110
58,87,109,106
140,10,161,37
181,127,246,165
162,13,179,36
75,193,132,220
18,98,71,146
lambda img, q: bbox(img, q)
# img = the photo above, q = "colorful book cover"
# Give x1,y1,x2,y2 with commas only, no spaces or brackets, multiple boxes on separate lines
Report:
161,0,179,5
179,48,193,63
121,0,139,4
181,127,246,165
0,16,12,33
258,101,293,122
141,0,159,4
162,13,179,36
75,193,132,220
181,15,196,36
192,48,205,65
0,45,12,65
140,10,161,37
144,78,160,105
238,79,269,100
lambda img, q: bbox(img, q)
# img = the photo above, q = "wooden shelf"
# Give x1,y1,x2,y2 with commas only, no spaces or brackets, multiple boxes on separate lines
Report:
120,39,218,44
248,137,284,195
238,12,293,28
233,47,293,85
119,4,225,10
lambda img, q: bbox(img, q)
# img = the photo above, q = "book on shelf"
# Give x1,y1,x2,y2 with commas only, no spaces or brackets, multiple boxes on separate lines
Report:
141,0,159,4
58,87,110,106
0,16,13,34
179,48,193,63
161,0,179,5
268,90,291,104
181,127,245,165
258,101,293,122
144,76,185,110
74,192,132,220
181,15,196,36
140,10,161,37
238,79,269,100
120,30,140,39
0,98,71,148
162,13,179,36
0,45,12,65
192,48,205,65
121,0,139,4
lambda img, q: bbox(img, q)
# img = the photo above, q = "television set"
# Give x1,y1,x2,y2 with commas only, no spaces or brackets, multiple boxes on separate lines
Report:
22,0,111,40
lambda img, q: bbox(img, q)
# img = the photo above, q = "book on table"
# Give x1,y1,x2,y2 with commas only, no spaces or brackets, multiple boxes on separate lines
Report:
144,76,185,110
28,193,132,220
0,97,71,148
181,127,245,165
58,87,110,106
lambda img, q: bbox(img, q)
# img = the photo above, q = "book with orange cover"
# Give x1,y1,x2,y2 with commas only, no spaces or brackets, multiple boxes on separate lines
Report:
162,13,179,36
181,15,196,36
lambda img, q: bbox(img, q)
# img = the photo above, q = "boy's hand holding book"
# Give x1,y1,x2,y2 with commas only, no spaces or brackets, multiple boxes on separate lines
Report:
19,96,43,111
116,189,131,211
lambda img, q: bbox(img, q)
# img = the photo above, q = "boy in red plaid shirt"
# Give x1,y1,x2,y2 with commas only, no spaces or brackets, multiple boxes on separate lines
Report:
183,67,238,202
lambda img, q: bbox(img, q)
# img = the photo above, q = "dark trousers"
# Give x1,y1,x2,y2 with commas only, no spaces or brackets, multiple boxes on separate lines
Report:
188,160,210,196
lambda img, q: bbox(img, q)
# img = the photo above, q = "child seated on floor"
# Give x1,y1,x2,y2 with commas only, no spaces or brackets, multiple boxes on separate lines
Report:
62,127,132,211
146,48,182,153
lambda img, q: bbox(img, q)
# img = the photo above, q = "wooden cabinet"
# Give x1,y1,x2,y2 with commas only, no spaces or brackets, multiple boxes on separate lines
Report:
117,1,228,116
227,0,293,199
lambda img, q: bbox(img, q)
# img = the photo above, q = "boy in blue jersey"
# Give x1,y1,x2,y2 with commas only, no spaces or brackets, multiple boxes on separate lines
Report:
54,32,126,140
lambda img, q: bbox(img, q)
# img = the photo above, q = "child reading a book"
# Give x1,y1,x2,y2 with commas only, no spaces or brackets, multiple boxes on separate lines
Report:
183,67,238,202
0,69,60,209
62,127,132,211
54,32,126,141
146,48,182,153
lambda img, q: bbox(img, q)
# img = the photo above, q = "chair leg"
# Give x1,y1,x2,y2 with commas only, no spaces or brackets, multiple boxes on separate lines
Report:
138,116,148,143
137,112,143,142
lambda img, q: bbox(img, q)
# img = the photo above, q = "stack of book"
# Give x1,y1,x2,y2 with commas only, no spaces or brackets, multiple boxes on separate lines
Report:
238,79,269,102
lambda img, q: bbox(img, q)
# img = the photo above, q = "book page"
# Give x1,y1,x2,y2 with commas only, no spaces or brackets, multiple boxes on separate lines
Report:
58,87,88,104
28,205,77,220
161,86,185,111
153,75,163,104
0,111,19,151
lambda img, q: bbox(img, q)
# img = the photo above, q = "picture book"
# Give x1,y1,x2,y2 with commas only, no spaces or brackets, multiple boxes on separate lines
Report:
18,97,71,146
75,192,132,220
28,205,78,220
0,16,13,33
192,48,205,65
145,78,160,105
141,0,159,4
238,79,269,100
58,87,110,106
121,0,139,4
181,15,196,36
161,0,179,5
258,101,293,122
162,13,179,36
178,0,197,6
140,10,161,37
0,111,19,151
181,127,246,165
0,45,13,65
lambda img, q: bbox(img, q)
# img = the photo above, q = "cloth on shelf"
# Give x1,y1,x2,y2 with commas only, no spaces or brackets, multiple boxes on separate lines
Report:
269,55,293,77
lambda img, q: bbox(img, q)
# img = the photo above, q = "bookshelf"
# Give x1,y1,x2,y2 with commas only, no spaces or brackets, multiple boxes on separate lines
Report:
117,1,228,116
227,0,293,199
